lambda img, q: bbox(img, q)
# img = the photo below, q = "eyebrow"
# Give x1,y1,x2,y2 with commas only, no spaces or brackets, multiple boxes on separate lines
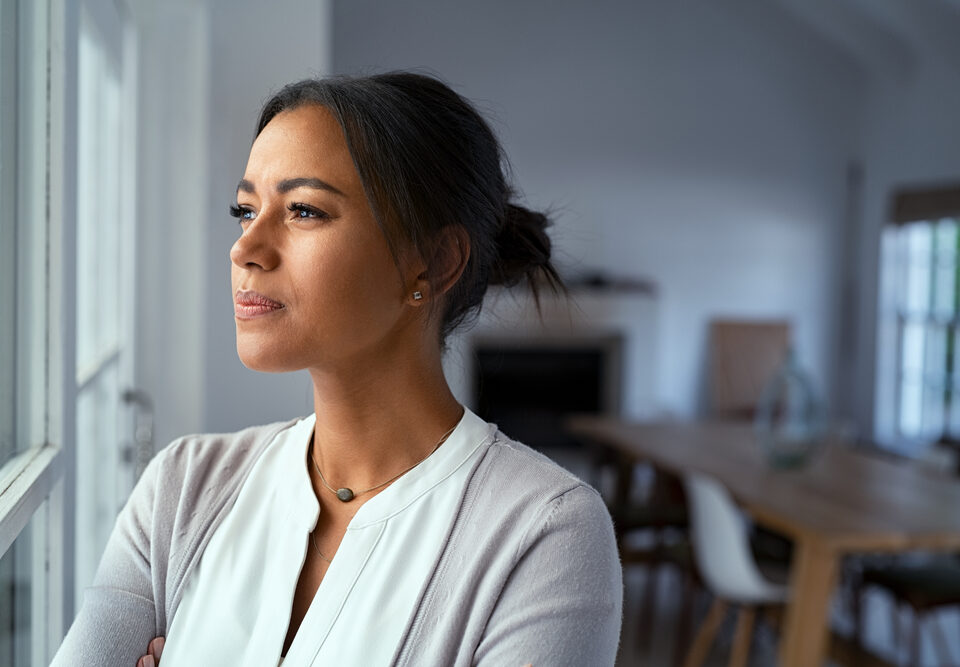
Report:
236,177,345,197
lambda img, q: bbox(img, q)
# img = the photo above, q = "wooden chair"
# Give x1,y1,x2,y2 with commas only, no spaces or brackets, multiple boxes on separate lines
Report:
854,555,960,665
601,449,691,657
614,319,793,663
708,319,791,420
852,437,960,665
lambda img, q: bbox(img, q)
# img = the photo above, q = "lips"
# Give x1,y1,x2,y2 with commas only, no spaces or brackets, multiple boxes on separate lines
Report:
234,289,285,320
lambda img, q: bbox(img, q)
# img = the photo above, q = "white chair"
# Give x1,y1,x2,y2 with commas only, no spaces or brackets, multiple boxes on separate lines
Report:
682,472,789,667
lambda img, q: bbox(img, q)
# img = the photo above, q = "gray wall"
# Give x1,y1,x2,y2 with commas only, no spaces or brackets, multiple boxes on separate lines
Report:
333,0,865,419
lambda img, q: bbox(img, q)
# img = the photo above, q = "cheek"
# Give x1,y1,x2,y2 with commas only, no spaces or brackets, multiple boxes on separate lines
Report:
292,237,403,336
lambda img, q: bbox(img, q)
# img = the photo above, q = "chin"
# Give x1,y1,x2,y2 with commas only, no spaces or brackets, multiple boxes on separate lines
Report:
236,339,301,374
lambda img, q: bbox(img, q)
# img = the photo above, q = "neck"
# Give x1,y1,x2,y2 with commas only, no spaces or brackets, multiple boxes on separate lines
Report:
307,337,463,493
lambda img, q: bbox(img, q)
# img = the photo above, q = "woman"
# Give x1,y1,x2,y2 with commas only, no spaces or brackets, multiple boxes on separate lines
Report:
53,72,622,666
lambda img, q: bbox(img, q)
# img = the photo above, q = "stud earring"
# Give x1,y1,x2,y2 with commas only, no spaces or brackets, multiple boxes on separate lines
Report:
413,291,423,301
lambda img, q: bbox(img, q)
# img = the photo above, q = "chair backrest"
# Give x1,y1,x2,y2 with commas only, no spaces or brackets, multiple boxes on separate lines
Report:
709,319,790,420
683,471,787,604
933,436,960,477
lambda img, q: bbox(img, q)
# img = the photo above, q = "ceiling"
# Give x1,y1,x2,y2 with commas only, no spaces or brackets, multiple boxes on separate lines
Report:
773,0,960,79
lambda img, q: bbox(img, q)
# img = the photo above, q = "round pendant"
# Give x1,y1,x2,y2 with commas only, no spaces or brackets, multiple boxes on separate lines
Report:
336,488,355,502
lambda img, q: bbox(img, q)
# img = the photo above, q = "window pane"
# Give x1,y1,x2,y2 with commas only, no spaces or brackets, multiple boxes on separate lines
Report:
0,0,56,658
934,218,958,264
894,220,960,441
902,223,932,314
932,219,958,317
932,263,956,318
12,0,50,455
948,326,960,435
901,320,926,378
923,324,947,379
0,503,33,667
900,378,923,437
920,380,946,438
0,0,17,468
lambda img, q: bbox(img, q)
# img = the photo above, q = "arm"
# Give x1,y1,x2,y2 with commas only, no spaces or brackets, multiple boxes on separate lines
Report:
51,449,168,667
473,486,623,666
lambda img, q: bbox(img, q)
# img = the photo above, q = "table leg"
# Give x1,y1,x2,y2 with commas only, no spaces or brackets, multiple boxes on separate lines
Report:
779,537,839,667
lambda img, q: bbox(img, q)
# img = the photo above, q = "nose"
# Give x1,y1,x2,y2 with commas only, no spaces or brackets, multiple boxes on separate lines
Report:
230,211,281,271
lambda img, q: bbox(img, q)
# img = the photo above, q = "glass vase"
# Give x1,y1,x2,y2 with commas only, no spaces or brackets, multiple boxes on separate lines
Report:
754,348,826,469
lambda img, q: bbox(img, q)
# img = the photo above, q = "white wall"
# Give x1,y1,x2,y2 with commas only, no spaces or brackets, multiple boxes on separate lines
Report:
134,0,332,445
134,1,210,450
201,0,332,433
333,0,866,419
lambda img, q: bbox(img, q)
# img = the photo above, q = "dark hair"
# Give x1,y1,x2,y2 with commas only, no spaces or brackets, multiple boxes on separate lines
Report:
255,71,563,344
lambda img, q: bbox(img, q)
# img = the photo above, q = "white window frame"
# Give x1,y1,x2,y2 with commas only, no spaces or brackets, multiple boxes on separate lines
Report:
876,184,960,452
890,220,959,440
0,0,81,662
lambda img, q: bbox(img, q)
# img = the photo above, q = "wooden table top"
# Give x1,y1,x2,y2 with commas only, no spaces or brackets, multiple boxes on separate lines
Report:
568,416,960,552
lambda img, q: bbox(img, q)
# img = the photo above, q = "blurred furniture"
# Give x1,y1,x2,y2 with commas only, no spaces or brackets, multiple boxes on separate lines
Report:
854,555,960,666
566,417,960,667
708,319,790,420
590,443,691,655
933,435,960,476
682,472,789,667
851,437,960,665
708,319,796,566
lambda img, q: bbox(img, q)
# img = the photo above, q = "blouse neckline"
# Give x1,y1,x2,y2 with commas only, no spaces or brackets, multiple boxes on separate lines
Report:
286,407,495,531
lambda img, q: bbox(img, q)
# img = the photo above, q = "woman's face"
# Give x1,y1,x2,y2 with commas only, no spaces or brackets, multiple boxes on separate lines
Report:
230,104,421,373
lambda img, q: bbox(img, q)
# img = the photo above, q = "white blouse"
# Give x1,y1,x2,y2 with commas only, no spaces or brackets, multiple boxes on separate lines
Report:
160,407,494,667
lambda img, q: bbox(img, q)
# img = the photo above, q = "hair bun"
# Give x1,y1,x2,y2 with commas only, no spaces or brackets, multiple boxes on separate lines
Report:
490,203,561,292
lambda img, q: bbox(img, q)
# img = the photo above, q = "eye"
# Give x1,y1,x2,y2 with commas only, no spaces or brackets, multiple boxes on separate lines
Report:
228,203,255,222
288,202,330,221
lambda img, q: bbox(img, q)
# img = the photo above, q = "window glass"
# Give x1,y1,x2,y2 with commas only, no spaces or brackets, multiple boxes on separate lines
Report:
893,218,960,441
0,0,17,468
1,0,49,460
0,0,57,661
0,501,36,667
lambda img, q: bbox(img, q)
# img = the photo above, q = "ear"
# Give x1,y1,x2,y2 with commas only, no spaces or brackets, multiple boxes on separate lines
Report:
408,225,470,305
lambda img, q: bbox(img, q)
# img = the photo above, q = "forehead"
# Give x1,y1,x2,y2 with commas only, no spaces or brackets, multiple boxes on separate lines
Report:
244,104,357,185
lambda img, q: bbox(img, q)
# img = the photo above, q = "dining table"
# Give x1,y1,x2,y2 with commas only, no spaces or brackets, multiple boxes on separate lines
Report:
566,416,960,667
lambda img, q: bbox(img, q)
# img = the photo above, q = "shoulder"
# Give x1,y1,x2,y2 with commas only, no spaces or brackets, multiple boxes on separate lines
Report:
458,429,616,558
133,418,303,627
396,430,622,665
155,418,298,473
146,417,300,538
473,430,609,517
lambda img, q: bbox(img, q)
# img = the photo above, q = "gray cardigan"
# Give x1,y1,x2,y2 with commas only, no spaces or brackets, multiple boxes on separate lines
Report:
52,419,623,666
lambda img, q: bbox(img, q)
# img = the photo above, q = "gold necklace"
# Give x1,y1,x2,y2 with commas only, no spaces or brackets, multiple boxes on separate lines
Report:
309,422,458,503
310,531,332,563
